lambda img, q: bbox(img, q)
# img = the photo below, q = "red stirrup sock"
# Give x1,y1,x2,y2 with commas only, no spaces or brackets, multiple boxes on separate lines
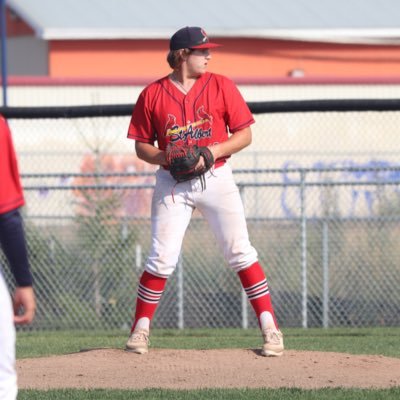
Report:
130,271,167,333
238,261,279,329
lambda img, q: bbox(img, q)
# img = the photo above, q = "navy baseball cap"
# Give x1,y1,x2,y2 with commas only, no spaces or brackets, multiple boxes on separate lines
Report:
170,26,221,51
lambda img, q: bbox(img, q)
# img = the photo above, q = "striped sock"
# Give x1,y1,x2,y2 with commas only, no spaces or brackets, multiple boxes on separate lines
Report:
131,271,167,333
238,262,279,329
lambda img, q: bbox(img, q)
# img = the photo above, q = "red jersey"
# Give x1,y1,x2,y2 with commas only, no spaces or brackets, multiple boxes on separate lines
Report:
0,115,25,214
127,72,254,166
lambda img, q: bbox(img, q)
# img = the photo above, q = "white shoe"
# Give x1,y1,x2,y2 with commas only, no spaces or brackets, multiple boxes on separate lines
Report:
261,328,284,357
125,328,149,354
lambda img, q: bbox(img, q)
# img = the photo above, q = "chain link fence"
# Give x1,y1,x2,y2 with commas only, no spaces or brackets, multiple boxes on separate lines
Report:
1,99,400,330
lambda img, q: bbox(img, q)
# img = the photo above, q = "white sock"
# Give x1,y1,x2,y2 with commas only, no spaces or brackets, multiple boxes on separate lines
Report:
135,317,150,331
259,311,276,330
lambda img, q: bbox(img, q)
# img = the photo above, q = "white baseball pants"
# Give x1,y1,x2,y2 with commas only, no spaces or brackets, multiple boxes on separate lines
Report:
0,272,17,400
145,163,258,277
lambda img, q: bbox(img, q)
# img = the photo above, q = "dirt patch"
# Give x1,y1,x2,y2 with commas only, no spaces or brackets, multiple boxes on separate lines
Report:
17,348,400,390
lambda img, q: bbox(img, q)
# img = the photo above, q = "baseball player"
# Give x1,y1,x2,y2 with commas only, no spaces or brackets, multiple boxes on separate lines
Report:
125,26,283,356
0,115,35,400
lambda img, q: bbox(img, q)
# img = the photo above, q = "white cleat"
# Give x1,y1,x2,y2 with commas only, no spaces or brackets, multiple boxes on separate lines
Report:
125,328,150,354
261,328,284,357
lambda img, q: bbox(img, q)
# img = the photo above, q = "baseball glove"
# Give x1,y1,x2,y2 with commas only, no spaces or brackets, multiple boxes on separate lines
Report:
166,143,214,183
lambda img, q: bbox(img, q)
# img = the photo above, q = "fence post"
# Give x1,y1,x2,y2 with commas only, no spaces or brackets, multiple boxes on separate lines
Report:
135,243,142,270
300,170,308,328
241,290,248,329
322,220,329,328
0,0,8,106
177,255,184,329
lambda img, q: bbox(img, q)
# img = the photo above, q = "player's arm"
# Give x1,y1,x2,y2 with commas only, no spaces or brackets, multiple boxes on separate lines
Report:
208,126,252,161
135,141,168,166
0,208,36,324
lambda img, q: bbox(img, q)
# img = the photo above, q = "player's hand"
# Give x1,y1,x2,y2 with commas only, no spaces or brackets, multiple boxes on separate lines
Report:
13,286,36,324
195,155,206,172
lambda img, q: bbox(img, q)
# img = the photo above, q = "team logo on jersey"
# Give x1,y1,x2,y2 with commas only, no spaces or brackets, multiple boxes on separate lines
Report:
165,106,213,142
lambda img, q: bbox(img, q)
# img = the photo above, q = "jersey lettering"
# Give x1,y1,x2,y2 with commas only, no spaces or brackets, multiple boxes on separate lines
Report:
165,106,212,143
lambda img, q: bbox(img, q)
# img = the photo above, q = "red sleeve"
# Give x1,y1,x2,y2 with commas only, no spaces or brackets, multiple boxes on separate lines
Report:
127,86,156,144
222,77,255,133
0,116,25,214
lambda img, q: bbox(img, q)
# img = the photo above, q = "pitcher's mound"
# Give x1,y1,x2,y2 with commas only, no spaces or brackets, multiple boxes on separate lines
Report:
17,348,400,390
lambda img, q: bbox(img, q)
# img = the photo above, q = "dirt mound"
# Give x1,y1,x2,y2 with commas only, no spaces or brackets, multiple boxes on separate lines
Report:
17,348,400,390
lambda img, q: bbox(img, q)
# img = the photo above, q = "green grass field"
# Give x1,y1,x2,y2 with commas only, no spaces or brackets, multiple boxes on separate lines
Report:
17,327,400,399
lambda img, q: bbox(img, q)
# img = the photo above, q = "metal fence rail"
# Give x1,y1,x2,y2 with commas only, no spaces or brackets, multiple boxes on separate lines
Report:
2,167,399,331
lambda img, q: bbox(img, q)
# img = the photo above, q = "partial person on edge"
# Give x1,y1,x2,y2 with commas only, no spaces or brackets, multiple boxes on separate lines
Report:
0,115,36,400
